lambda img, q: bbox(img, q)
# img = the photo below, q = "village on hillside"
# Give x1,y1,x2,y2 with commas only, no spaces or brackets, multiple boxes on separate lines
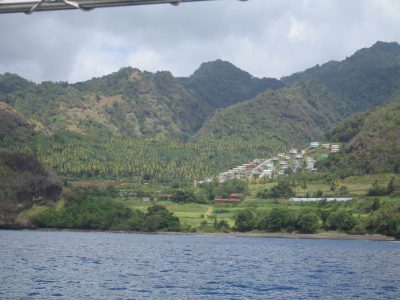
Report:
200,142,341,184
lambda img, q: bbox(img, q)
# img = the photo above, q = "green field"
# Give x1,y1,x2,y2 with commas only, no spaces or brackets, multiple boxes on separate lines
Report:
104,173,398,230
22,172,397,235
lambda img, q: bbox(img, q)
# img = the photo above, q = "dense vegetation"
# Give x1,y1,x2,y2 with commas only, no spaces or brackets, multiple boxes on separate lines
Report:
1,42,400,238
234,198,400,238
282,41,400,113
178,59,283,108
194,81,345,159
1,68,213,140
2,42,400,183
6,133,266,182
33,187,180,231
321,96,400,175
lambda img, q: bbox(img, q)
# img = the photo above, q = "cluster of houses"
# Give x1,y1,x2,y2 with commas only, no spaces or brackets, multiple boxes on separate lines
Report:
205,141,341,183
311,142,341,153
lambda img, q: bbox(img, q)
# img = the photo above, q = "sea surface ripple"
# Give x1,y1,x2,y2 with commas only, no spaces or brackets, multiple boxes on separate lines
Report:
0,230,399,299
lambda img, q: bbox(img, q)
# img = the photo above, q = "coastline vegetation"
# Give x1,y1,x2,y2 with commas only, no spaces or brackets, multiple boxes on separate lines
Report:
19,174,400,239
32,187,181,232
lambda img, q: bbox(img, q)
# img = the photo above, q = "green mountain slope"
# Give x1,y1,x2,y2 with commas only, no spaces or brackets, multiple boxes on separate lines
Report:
2,42,400,181
1,68,213,140
194,81,346,160
323,95,400,174
179,59,284,108
282,41,400,112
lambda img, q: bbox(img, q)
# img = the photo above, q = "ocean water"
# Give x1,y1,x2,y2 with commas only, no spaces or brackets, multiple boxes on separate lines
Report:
0,230,399,299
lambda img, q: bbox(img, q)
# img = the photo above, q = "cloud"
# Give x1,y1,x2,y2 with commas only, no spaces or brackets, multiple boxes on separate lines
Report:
288,18,316,43
0,0,400,83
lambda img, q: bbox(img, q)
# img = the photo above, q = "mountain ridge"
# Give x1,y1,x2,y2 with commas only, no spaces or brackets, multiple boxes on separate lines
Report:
1,41,400,180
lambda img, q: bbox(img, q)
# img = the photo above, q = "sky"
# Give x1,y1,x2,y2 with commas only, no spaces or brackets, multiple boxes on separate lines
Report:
1,0,400,83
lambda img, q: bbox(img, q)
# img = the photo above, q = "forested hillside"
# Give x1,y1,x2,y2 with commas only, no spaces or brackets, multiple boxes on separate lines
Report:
321,95,400,174
0,69,213,140
282,41,400,113
1,41,400,182
193,81,346,157
178,59,284,108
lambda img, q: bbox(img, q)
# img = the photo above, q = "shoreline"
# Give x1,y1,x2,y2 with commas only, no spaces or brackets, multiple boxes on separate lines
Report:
1,226,396,241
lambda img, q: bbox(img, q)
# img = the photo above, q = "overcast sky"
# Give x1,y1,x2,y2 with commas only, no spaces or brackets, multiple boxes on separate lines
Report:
1,0,400,83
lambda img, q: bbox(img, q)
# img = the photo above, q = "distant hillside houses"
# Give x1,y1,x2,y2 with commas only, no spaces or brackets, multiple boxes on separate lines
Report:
201,142,341,183
311,142,341,153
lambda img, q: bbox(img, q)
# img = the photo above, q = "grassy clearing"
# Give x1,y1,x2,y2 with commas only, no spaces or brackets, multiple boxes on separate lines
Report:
16,205,48,224
250,173,396,197
115,198,211,227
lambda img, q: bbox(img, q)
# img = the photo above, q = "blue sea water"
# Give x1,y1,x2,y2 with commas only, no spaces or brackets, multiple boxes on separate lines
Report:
0,230,399,299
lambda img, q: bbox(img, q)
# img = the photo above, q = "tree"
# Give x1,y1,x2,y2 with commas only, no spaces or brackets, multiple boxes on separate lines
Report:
367,180,388,196
259,208,297,232
325,210,356,232
387,176,400,196
146,205,181,232
214,219,230,232
235,209,257,232
338,185,349,196
215,179,249,198
172,190,196,203
296,212,320,233
268,180,295,198
329,178,340,195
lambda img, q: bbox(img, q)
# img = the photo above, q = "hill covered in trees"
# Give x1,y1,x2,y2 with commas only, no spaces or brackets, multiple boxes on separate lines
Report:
321,95,400,174
0,69,214,140
194,41,400,163
1,41,400,182
193,81,346,157
178,59,284,108
282,41,400,113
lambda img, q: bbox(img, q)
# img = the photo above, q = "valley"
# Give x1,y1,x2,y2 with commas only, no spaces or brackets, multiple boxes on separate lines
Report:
1,41,400,238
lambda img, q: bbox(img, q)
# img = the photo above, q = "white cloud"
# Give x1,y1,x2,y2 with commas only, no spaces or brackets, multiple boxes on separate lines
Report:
0,0,400,82
127,48,169,73
288,18,316,43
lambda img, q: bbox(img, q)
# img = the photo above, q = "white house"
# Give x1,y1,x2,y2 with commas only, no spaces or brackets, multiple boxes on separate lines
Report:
331,144,341,153
260,169,273,178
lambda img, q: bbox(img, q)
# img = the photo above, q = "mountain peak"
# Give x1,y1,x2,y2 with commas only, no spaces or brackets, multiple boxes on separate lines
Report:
192,59,254,80
370,41,400,53
182,60,283,108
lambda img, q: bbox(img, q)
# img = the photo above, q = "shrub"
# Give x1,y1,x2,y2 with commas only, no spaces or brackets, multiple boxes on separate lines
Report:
325,210,356,232
259,208,297,232
296,212,320,233
214,220,230,232
215,179,249,198
365,209,400,238
257,181,295,199
269,181,295,198
367,180,388,196
235,209,257,232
